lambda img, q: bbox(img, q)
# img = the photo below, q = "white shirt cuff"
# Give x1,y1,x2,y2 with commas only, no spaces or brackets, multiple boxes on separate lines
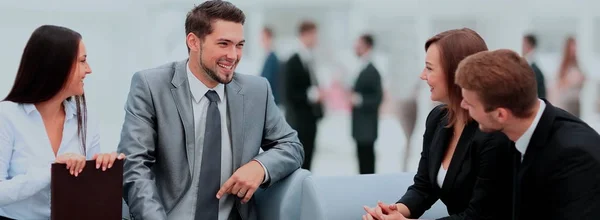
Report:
254,159,270,184
352,93,363,106
307,86,319,103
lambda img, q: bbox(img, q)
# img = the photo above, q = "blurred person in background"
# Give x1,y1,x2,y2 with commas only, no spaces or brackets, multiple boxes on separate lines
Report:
521,34,547,99
363,28,512,220
283,20,323,170
0,25,124,220
350,33,383,174
260,26,281,105
553,36,585,117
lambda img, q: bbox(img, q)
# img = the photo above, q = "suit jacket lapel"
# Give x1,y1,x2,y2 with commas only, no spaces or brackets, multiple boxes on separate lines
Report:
442,121,477,191
517,100,556,189
226,76,245,169
353,63,373,90
170,59,195,176
429,117,451,188
513,99,555,218
511,143,521,220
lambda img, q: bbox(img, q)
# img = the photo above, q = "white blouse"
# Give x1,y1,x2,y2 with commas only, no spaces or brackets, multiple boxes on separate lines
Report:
0,100,100,219
437,165,447,188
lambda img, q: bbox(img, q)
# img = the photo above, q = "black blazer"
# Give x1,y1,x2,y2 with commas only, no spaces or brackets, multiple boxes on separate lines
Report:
512,100,600,220
351,63,383,143
398,105,512,220
282,53,323,129
531,62,546,98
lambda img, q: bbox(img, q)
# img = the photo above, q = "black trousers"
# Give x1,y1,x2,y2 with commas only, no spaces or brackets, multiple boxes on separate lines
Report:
297,123,317,171
0,216,14,220
356,141,375,174
229,209,242,220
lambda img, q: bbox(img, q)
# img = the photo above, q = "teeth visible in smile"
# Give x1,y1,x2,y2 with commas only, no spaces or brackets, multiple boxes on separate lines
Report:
218,63,232,69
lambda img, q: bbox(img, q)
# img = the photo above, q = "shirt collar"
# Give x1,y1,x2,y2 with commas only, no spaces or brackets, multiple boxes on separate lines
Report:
515,99,546,157
524,51,536,64
22,99,77,120
359,51,372,70
186,61,225,104
297,39,313,64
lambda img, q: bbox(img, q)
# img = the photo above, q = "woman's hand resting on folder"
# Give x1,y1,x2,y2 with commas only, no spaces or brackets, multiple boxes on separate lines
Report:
54,152,125,177
93,152,126,172
55,153,87,177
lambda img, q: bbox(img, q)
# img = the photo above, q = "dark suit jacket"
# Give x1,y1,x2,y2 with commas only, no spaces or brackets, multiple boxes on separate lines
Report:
283,53,323,130
398,105,513,220
261,51,281,104
531,62,546,98
512,100,600,220
351,62,383,143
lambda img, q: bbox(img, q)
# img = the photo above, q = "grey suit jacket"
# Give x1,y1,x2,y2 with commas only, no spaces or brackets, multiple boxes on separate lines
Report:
118,59,304,220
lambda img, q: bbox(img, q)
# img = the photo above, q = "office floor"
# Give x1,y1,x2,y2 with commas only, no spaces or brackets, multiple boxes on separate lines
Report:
310,111,417,176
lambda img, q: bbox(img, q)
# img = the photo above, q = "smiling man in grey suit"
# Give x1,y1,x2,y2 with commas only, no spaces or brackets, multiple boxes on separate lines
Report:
118,1,304,220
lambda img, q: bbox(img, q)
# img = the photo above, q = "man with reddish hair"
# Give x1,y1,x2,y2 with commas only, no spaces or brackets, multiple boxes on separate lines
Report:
456,49,600,219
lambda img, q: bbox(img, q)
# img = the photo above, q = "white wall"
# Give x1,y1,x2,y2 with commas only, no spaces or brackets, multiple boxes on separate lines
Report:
1,0,599,154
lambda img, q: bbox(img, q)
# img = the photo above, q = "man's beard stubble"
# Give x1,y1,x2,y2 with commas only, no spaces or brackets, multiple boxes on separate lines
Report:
198,47,234,85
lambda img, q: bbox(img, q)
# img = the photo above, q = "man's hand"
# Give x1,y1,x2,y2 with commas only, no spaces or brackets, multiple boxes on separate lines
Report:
351,93,363,106
216,160,265,204
363,202,408,220
308,86,325,103
93,152,126,171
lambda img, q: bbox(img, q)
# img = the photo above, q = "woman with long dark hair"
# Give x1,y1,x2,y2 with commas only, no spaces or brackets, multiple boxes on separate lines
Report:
552,36,585,117
0,25,124,219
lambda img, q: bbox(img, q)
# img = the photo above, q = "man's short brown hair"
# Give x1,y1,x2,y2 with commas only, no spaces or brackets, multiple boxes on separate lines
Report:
360,34,375,48
455,49,538,118
298,21,317,35
185,0,245,51
263,26,273,38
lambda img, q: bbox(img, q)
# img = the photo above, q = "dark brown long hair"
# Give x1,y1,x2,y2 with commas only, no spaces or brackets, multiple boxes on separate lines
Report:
4,25,88,154
425,28,488,127
557,36,580,83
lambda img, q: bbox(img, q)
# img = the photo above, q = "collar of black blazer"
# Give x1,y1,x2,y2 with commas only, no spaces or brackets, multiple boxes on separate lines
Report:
521,98,555,164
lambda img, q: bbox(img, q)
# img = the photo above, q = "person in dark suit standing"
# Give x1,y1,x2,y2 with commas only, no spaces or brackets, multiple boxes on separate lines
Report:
457,49,600,220
350,34,383,174
283,21,322,170
362,28,512,220
260,27,281,105
522,34,546,98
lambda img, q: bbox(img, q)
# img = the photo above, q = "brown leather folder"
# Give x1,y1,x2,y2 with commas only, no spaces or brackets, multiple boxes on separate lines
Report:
51,159,123,220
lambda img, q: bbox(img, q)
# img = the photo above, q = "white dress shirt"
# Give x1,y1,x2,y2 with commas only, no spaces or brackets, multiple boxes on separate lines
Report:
169,62,269,220
297,39,314,75
514,99,546,161
437,165,447,188
0,99,100,219
351,52,373,107
524,51,535,65
297,40,320,103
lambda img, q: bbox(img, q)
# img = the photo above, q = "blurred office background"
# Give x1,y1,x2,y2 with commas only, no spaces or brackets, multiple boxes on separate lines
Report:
1,0,599,176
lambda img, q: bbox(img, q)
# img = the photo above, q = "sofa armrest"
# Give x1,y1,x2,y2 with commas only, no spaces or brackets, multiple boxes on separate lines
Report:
309,173,447,220
255,169,312,220
122,199,130,220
